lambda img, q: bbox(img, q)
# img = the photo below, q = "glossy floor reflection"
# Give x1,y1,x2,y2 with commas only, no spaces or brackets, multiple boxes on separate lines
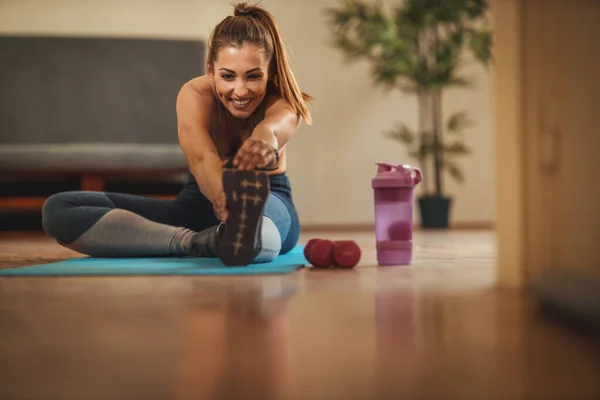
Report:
0,230,599,399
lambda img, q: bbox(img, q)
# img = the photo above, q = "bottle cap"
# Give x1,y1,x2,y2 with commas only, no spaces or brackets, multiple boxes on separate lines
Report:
372,162,422,188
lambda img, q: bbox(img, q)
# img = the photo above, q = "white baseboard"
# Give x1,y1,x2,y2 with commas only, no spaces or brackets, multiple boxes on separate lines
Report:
300,221,494,232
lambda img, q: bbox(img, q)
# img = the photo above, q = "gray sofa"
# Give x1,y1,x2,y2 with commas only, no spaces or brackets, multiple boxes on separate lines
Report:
0,35,205,211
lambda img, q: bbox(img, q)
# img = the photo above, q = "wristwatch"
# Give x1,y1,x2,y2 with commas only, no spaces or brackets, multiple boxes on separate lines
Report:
264,146,279,170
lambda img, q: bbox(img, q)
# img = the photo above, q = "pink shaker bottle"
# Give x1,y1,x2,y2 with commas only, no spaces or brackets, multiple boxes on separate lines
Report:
372,163,422,265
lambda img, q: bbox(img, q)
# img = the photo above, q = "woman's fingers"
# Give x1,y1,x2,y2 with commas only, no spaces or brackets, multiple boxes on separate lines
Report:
232,139,254,167
256,149,275,169
236,145,254,170
213,191,228,222
233,139,276,170
248,146,268,168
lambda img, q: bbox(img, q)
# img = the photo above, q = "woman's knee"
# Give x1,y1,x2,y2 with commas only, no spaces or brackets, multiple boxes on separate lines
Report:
254,216,282,263
42,191,76,238
280,221,300,254
42,191,113,244
264,194,301,255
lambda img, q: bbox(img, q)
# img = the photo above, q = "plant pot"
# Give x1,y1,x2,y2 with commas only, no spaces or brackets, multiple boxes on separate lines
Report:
418,195,452,229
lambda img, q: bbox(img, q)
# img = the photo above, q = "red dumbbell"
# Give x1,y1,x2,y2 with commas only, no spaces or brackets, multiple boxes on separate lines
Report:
303,238,320,260
332,240,361,268
304,238,334,268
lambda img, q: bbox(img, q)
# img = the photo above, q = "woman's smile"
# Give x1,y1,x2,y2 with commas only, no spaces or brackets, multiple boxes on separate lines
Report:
230,97,254,109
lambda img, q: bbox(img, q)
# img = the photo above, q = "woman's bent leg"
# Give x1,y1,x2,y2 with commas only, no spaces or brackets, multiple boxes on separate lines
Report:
42,191,220,258
264,192,300,254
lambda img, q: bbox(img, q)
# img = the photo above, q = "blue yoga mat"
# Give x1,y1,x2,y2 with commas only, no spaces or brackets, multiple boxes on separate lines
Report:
0,245,307,276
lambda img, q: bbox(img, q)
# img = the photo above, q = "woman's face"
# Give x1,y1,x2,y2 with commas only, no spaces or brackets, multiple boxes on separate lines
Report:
210,43,270,119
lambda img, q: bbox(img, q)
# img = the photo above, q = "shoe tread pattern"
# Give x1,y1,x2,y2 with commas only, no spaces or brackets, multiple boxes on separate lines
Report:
218,169,269,266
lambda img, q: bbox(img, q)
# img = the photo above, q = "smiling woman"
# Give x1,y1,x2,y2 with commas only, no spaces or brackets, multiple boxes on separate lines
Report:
41,2,313,266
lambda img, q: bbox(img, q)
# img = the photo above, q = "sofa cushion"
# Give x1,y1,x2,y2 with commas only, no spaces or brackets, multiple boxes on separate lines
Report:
0,143,188,173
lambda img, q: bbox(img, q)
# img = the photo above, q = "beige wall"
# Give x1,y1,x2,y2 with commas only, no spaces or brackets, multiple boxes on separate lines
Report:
0,0,494,227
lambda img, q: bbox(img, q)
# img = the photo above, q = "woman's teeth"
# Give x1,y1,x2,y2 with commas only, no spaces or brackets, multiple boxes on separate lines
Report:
231,98,251,107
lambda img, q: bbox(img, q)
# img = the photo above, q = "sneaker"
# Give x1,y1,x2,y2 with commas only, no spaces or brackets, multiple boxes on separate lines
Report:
218,168,269,266
189,223,224,257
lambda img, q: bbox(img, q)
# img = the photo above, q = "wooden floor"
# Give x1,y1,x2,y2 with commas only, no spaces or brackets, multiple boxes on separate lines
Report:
0,230,599,400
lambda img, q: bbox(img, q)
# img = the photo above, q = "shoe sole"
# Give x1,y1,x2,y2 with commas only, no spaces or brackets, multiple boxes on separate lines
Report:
218,169,270,266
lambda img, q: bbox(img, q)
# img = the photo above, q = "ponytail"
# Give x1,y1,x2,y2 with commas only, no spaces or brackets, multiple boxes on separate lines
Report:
207,2,313,125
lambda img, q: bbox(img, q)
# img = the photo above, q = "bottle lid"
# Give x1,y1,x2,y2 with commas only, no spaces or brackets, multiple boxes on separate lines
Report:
372,162,422,188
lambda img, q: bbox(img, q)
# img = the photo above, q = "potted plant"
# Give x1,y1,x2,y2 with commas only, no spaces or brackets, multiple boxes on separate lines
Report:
325,0,492,228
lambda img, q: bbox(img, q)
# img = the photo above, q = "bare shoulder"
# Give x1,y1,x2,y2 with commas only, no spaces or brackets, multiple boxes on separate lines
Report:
184,75,215,98
176,75,216,124
263,93,298,121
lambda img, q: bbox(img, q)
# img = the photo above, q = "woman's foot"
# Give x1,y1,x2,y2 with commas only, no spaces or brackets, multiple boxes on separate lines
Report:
188,223,224,257
218,169,270,266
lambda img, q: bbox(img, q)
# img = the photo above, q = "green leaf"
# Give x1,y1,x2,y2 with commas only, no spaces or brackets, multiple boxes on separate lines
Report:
431,0,462,24
398,0,427,28
436,39,461,71
444,141,471,155
463,0,489,19
446,110,475,132
443,159,465,183
370,56,413,87
468,28,493,66
384,123,416,145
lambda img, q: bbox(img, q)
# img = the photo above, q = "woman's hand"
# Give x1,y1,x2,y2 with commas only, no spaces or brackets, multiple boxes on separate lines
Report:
233,137,278,170
211,159,232,222
213,190,228,222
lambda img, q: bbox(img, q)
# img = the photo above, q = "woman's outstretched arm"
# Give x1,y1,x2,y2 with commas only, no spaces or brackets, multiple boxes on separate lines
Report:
233,96,301,170
176,80,228,221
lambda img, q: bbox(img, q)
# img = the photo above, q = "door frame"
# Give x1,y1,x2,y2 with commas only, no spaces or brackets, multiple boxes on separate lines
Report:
493,0,600,329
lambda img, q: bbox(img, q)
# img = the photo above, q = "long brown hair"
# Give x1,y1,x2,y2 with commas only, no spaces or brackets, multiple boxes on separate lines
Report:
207,2,313,125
